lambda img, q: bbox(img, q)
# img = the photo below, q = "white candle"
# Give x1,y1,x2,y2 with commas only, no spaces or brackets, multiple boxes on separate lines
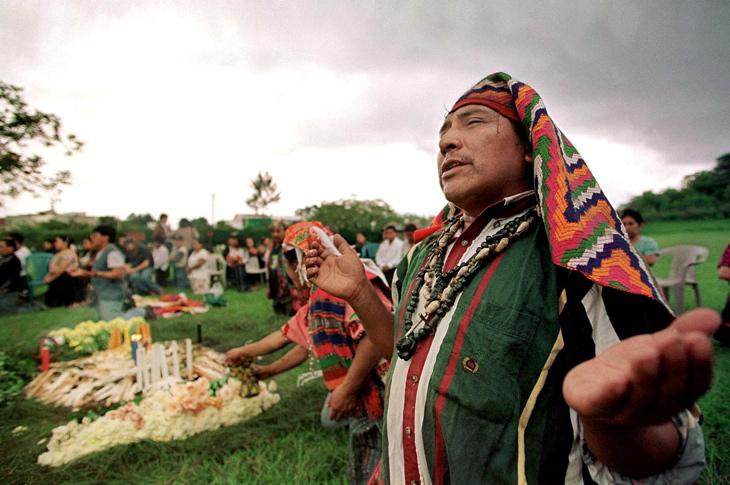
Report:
170,341,181,381
135,347,144,392
150,345,159,387
140,348,150,391
159,344,170,382
185,338,193,380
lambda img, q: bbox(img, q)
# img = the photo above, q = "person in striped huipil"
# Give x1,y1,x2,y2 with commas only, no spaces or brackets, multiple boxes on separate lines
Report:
304,73,719,484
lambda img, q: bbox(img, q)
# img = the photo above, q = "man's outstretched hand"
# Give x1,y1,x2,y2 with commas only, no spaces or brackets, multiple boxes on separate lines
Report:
563,308,720,427
305,232,368,302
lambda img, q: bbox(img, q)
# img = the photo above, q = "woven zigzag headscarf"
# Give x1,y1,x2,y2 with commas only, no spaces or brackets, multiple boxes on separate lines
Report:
444,72,668,305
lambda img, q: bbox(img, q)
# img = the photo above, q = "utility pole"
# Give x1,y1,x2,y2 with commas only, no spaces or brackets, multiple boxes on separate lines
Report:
211,193,216,226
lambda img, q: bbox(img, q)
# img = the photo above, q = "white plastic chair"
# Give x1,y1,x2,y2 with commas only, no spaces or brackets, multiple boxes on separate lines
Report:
655,245,709,313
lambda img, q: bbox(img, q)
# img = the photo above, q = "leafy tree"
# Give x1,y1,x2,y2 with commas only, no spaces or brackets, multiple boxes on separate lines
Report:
0,81,82,205
622,152,730,220
297,198,410,243
246,171,281,214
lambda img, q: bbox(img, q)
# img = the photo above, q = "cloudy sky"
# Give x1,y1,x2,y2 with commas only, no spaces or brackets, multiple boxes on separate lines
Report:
2,1,728,227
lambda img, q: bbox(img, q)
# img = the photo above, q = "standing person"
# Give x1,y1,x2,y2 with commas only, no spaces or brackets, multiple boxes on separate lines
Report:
78,237,94,270
0,238,23,314
267,224,294,315
187,238,211,294
170,236,189,288
305,73,716,483
123,238,160,295
244,237,262,288
152,213,173,244
400,223,417,258
151,237,170,287
223,233,248,292
374,225,403,285
43,235,83,307
71,225,126,320
715,244,730,345
356,232,379,260
226,221,391,485
8,232,30,278
175,218,199,251
621,209,660,266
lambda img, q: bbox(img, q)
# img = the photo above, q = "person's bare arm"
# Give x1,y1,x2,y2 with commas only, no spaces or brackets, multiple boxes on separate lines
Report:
225,330,290,365
92,267,126,280
305,234,394,358
252,345,308,380
329,336,382,420
719,265,730,281
563,308,720,478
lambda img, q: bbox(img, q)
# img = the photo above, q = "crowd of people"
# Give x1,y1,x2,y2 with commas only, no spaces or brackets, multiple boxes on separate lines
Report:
0,211,418,323
1,73,729,484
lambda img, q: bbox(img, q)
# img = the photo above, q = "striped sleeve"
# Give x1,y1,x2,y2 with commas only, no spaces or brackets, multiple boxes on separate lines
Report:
564,283,706,484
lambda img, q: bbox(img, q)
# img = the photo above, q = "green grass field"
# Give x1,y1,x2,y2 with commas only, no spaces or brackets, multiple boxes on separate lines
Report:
0,218,728,484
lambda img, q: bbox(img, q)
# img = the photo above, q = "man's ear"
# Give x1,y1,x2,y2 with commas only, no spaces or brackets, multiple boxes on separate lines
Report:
524,152,533,164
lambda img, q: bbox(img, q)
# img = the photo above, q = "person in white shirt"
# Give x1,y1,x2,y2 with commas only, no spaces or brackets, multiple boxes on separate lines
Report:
8,232,30,277
186,238,211,294
224,233,249,291
375,224,403,284
152,237,170,287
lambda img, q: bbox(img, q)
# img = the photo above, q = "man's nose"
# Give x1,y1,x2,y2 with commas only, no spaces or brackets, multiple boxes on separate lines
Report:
438,129,461,156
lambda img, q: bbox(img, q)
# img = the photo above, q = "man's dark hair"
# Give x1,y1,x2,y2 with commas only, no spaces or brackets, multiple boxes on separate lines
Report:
620,209,644,225
404,223,417,232
160,213,168,220
510,120,530,149
2,238,17,250
383,224,397,232
8,232,24,244
92,224,117,243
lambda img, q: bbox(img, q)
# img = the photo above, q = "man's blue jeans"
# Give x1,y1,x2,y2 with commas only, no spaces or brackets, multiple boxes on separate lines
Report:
128,267,160,295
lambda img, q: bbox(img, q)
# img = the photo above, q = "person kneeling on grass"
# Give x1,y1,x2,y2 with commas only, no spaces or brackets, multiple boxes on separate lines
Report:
226,221,392,485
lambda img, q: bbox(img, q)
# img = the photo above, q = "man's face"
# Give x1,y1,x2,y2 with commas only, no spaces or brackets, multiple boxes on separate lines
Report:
437,105,531,216
405,231,415,244
0,241,12,256
356,233,366,245
621,216,641,238
383,228,396,242
271,227,284,245
90,232,106,250
228,237,239,248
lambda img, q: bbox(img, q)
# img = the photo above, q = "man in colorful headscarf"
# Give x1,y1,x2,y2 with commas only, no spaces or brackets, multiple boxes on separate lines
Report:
226,221,392,484
305,73,719,484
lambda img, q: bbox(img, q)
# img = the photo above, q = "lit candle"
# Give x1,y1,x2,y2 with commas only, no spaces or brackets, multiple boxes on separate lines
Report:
123,325,130,351
185,338,193,380
170,341,181,381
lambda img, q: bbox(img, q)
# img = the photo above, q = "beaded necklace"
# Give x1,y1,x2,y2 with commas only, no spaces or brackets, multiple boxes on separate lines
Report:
395,207,537,360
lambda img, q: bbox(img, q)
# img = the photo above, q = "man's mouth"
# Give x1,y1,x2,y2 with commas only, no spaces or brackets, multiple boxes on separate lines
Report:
441,158,469,176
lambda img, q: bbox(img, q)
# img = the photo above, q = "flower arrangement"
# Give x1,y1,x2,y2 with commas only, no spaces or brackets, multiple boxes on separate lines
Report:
37,378,280,467
48,317,147,355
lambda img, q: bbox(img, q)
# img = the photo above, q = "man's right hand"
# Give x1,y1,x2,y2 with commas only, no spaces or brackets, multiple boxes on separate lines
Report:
305,233,368,302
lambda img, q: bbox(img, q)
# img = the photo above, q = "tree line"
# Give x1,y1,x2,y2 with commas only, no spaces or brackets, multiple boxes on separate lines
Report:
620,153,730,221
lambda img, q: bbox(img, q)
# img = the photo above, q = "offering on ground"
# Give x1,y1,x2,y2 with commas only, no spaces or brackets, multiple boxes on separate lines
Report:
37,377,280,467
